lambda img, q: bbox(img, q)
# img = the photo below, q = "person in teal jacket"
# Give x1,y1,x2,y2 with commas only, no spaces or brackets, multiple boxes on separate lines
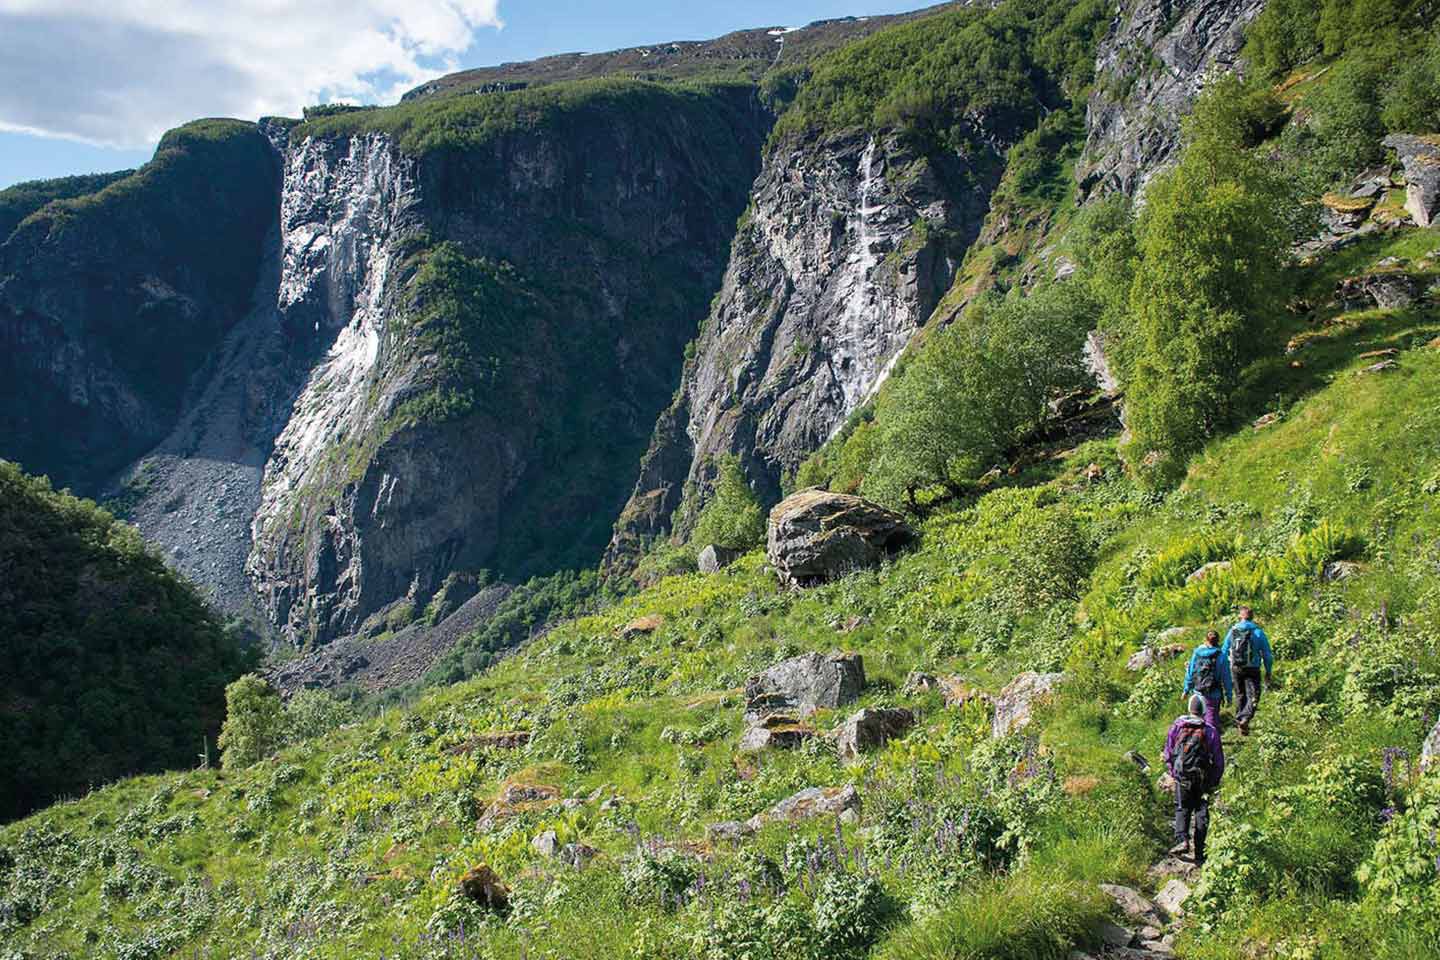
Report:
1221,605,1274,735
1183,630,1232,729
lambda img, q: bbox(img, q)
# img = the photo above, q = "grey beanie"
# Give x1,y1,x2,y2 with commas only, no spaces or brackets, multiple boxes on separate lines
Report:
1189,694,1207,717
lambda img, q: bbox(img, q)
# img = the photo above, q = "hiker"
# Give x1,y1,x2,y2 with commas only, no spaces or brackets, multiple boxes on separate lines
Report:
1163,693,1225,865
1221,605,1274,735
1182,629,1232,729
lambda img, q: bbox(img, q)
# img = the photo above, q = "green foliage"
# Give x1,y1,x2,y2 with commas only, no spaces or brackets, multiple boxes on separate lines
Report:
1121,76,1300,485
1360,772,1440,928
426,570,607,688
281,689,356,744
0,169,133,241
296,77,753,157
217,675,284,770
690,456,767,552
773,0,1107,150
0,462,252,820
862,282,1094,508
1246,0,1433,79
1380,34,1440,132
392,243,533,424
1244,0,1323,80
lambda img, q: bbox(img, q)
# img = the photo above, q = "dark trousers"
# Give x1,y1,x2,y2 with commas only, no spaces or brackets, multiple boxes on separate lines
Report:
1174,782,1211,861
1235,667,1263,725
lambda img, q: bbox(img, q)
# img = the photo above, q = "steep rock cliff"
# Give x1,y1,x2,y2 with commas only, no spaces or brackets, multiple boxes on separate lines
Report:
1076,0,1268,198
0,121,279,493
248,84,768,646
607,127,992,563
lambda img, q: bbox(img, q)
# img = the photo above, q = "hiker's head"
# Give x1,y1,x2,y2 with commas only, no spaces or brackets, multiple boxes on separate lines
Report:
1239,605,1254,621
1189,694,1206,717
1206,630,1220,647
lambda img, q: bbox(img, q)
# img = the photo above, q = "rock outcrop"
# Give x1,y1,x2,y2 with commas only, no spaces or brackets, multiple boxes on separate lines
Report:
743,651,866,722
835,707,915,760
606,126,993,567
1077,0,1268,199
1422,717,1440,770
697,544,741,574
992,672,1065,738
766,490,913,587
0,120,280,495
1385,134,1440,227
246,86,768,646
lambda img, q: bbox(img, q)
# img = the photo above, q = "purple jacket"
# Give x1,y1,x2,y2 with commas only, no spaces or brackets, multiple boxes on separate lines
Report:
1162,714,1225,787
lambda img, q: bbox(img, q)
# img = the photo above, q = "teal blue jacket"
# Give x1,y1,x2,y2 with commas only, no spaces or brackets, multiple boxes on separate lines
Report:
1183,644,1233,702
1221,619,1274,675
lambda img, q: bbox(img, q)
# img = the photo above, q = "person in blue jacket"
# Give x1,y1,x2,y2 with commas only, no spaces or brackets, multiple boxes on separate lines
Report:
1221,605,1274,735
1183,629,1232,730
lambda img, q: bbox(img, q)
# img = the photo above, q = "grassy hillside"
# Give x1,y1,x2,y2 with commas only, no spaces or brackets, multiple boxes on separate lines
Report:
0,463,254,823
3,213,1436,956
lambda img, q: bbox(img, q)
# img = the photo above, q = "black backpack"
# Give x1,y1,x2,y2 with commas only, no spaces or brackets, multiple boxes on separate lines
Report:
1192,651,1223,695
1229,624,1256,672
1174,723,1213,790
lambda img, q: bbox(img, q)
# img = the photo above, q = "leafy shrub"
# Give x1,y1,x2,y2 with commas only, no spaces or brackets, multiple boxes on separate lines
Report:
1381,35,1440,132
862,283,1093,508
1360,772,1440,928
1341,630,1440,722
217,675,284,769
1121,77,1298,485
622,846,701,909
691,456,766,551
810,872,897,958
282,689,355,744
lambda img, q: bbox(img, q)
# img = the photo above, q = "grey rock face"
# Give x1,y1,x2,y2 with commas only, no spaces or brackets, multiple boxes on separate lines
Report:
1337,272,1420,310
1385,134,1440,227
744,651,865,723
248,90,766,647
0,123,280,494
697,543,741,574
606,127,993,567
1078,0,1267,199
835,707,915,760
766,489,913,587
992,672,1065,738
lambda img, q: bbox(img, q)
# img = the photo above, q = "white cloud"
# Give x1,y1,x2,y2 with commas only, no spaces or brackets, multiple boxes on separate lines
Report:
0,1,503,148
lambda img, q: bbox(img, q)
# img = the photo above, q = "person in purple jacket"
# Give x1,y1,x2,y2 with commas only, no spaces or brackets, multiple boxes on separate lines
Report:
1162,694,1225,864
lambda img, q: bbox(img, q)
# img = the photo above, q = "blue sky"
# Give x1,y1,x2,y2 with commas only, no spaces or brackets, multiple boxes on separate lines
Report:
0,1,936,190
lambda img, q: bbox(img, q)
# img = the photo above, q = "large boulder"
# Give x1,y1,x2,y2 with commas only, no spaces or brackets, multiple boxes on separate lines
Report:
992,672,1065,738
1385,134,1440,227
697,543,742,574
457,864,510,910
835,707,915,760
744,651,865,722
1336,272,1419,310
766,490,913,587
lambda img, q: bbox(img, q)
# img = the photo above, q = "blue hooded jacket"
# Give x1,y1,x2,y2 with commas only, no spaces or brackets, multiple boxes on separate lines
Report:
1183,644,1233,702
1221,618,1274,675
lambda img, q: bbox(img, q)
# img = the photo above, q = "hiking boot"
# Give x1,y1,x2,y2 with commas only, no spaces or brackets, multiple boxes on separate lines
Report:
1237,721,1250,737
1168,841,1190,857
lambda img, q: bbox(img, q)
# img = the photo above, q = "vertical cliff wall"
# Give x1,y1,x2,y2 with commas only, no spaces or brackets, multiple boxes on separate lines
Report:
246,84,769,646
0,121,279,494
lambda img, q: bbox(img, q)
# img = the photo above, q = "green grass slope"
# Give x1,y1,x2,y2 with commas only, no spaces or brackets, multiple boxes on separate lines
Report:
3,218,1436,957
